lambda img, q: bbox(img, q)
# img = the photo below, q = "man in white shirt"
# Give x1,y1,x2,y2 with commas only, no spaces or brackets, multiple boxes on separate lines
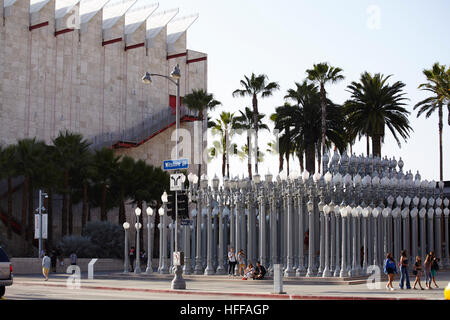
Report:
42,252,51,281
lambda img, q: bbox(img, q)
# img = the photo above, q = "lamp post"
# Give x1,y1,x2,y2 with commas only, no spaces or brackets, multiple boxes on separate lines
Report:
146,207,154,274
123,222,130,273
38,190,48,258
134,208,142,274
160,193,169,274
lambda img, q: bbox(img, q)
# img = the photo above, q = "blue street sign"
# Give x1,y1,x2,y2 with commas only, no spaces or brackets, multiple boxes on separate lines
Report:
163,159,189,171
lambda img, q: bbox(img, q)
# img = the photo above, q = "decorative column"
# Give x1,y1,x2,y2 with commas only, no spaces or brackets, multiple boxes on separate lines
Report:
194,189,203,275
372,207,380,267
350,207,358,277
247,182,255,266
160,205,169,274
269,187,278,275
229,188,235,251
284,183,296,277
382,208,391,259
306,176,316,277
146,208,154,274
296,182,306,276
410,208,419,265
204,187,215,275
361,207,369,274
216,190,226,274
235,192,241,268
427,207,434,253
322,204,332,277
340,205,349,278
333,206,341,277
401,208,410,257
434,204,443,268
317,181,325,277
419,207,427,259
392,208,401,264
259,181,268,268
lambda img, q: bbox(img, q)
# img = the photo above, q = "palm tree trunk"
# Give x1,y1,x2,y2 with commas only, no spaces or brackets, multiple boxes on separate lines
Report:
317,145,322,173
366,135,370,156
82,182,87,228
438,104,443,181
222,151,226,177
68,192,73,235
372,134,382,158
101,183,107,221
305,143,315,174
7,177,12,240
298,152,304,172
279,153,284,173
27,179,34,242
61,171,69,237
286,154,290,176
247,135,252,179
320,84,326,173
253,94,259,175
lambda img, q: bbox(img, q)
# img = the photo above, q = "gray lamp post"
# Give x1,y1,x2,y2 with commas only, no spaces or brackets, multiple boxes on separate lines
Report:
123,222,130,273
372,207,381,267
160,196,169,274
134,208,142,274
204,175,215,275
146,207,154,274
322,204,331,277
340,205,350,278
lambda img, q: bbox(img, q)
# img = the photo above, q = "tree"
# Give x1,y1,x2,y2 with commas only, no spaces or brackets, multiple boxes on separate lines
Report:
344,72,412,158
183,89,221,182
52,131,92,236
414,63,450,181
15,138,46,242
0,145,17,240
306,63,344,172
111,156,136,225
234,107,269,179
208,111,239,177
92,148,121,221
233,73,279,176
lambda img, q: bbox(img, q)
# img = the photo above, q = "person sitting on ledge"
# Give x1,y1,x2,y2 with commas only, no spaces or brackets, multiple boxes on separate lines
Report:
242,264,255,280
253,261,266,280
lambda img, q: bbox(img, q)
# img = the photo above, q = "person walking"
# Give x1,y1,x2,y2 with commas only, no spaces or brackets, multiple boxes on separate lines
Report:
430,251,439,288
129,246,136,272
42,251,51,281
237,249,246,277
399,250,411,289
227,247,237,277
70,252,77,266
424,252,432,289
384,253,397,291
412,256,424,290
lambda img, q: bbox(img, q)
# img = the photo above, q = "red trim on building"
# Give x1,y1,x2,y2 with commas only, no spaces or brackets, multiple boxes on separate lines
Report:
187,56,207,64
167,52,187,60
102,37,122,46
125,42,145,51
29,21,49,31
55,28,74,37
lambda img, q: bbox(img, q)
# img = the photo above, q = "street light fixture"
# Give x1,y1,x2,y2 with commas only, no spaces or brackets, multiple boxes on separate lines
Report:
134,208,142,274
123,222,130,273
146,207,154,274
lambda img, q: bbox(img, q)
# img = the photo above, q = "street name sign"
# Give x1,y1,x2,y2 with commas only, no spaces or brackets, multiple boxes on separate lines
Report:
163,159,189,171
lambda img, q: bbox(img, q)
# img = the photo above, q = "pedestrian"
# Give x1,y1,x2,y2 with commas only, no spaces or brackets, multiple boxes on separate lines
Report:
50,249,57,273
424,252,432,289
56,247,64,267
42,251,51,281
141,250,147,265
227,247,237,277
412,256,424,290
384,253,397,291
253,261,266,280
430,251,439,288
129,246,136,272
399,250,411,289
237,249,246,277
242,263,255,280
70,252,77,266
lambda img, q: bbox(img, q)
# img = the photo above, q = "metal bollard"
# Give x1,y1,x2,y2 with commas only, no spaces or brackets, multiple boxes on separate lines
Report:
273,264,286,294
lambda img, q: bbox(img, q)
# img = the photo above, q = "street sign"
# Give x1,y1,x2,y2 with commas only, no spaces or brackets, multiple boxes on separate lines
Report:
34,214,48,239
170,173,185,191
163,158,189,171
180,219,193,226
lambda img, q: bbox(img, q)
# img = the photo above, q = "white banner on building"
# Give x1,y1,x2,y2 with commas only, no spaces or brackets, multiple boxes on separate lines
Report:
34,214,48,239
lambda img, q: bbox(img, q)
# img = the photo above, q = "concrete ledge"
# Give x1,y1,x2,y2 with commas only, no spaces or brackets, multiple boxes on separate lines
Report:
10,258,124,275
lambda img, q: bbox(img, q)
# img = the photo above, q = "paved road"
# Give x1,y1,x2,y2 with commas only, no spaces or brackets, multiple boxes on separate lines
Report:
3,272,449,300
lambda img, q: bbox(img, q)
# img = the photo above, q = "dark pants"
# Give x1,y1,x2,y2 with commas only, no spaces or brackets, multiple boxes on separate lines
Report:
399,266,411,289
228,262,236,275
130,258,135,272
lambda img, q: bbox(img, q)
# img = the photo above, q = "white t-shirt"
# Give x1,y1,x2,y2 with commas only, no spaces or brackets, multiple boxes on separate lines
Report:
228,251,236,262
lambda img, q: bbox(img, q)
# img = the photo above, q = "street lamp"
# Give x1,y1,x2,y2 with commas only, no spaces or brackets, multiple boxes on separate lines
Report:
123,222,130,273
135,207,142,274
146,207,154,274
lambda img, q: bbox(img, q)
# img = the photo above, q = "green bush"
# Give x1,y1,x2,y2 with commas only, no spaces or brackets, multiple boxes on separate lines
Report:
81,221,124,259
59,235,97,258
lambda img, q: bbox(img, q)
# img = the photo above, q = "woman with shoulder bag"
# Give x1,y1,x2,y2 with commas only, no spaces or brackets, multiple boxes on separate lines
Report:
412,256,424,290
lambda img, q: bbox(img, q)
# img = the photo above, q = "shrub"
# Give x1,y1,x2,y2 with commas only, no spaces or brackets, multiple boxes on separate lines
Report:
81,221,124,259
58,235,97,258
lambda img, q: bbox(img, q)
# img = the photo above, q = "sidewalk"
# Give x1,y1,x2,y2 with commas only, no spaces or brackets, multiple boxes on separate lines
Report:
11,271,450,300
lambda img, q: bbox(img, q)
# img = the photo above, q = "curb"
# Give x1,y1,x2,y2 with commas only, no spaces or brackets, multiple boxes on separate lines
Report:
13,281,425,300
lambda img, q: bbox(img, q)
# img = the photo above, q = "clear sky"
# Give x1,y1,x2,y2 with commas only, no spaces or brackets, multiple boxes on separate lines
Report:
159,0,450,182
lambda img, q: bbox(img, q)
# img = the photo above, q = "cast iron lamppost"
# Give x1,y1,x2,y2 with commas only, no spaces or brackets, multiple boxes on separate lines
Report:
123,222,130,273
134,208,142,274
146,207,154,274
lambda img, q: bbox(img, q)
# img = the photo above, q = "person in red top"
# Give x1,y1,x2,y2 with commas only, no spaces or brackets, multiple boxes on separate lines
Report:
129,247,136,272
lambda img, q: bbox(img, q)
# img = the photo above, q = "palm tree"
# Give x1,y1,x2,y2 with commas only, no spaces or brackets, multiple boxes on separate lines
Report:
183,89,221,181
52,131,91,235
111,156,136,225
233,73,279,175
414,63,450,181
234,107,269,179
15,138,47,243
208,111,239,177
92,148,121,221
0,145,17,240
306,63,345,171
344,72,412,158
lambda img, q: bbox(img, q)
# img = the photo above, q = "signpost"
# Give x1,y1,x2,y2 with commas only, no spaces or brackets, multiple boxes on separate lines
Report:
170,173,185,191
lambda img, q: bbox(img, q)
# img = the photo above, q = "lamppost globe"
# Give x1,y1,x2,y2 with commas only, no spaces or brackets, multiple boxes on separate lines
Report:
213,174,220,189
135,208,141,216
324,172,332,184
253,173,261,184
123,222,130,229
302,170,310,182
313,172,322,183
158,207,164,216
146,207,153,216
265,172,273,184
161,191,168,203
